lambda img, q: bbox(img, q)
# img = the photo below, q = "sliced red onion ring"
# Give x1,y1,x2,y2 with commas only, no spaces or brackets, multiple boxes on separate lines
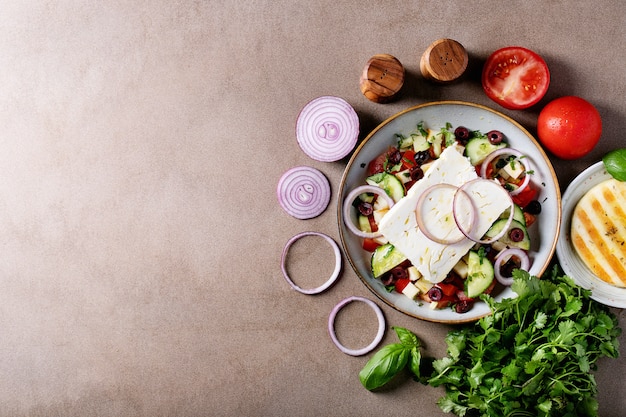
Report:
343,185,395,238
328,296,385,356
453,178,515,244
277,166,331,219
415,183,472,245
296,96,360,162
281,232,342,295
494,248,530,286
479,148,532,196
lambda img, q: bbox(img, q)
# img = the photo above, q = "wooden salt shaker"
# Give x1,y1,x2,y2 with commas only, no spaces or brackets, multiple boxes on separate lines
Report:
359,54,405,103
420,39,468,84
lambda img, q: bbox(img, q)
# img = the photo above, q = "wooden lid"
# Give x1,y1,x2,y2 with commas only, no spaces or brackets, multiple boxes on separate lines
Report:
359,54,405,103
420,39,468,83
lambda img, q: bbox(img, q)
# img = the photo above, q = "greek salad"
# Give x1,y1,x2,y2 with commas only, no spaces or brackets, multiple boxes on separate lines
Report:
343,122,542,314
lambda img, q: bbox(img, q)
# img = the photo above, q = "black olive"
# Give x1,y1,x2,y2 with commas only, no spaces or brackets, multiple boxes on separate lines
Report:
390,266,408,281
487,130,504,145
357,201,373,216
455,300,472,314
495,157,508,169
409,166,424,181
427,286,444,301
454,126,472,144
525,200,542,215
509,227,525,242
381,273,395,286
500,258,520,278
388,149,402,164
414,150,430,165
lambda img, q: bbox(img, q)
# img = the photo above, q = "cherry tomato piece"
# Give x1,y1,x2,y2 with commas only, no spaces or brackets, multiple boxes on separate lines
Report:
395,278,411,293
437,283,458,297
511,184,537,208
367,152,388,175
401,150,416,170
362,238,380,252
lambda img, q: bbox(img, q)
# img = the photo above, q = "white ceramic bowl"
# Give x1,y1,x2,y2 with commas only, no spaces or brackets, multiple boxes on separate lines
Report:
556,161,626,308
337,101,561,323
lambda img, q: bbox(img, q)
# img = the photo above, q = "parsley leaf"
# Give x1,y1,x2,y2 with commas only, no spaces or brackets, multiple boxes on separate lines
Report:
427,267,621,417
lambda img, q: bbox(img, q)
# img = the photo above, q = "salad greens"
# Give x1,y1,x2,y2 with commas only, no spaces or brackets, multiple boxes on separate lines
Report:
602,148,626,181
359,267,621,417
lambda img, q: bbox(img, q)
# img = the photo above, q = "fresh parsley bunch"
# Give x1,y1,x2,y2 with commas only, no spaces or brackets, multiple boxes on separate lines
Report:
428,268,620,417
359,267,621,417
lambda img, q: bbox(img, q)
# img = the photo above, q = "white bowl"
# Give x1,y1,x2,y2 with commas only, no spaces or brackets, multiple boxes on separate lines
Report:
337,101,561,323
556,161,626,308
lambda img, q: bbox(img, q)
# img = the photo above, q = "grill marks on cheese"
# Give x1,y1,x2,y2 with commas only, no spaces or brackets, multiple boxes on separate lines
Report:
571,178,626,288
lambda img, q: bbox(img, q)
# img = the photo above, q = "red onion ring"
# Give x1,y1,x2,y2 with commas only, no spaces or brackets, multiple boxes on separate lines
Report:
453,178,515,244
415,183,473,245
277,166,331,219
296,96,359,162
343,185,395,238
281,232,342,295
494,248,530,286
328,296,385,356
479,148,532,196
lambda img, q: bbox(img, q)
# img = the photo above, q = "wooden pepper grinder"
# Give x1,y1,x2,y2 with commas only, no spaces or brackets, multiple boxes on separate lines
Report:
359,54,405,103
420,39,468,84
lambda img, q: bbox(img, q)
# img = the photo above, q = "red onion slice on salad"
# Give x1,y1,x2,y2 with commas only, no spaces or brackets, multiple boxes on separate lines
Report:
415,183,473,245
494,247,530,286
328,296,385,356
281,231,342,295
453,178,515,244
479,148,532,196
343,185,395,238
277,166,331,219
296,96,360,162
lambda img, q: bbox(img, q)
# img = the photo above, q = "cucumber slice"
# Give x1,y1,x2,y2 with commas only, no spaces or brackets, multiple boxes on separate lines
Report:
484,219,531,250
366,172,405,203
358,192,375,204
396,134,414,150
427,129,444,158
500,204,526,226
485,218,530,249
371,244,407,278
358,215,372,233
465,137,506,165
465,250,494,298
412,133,430,152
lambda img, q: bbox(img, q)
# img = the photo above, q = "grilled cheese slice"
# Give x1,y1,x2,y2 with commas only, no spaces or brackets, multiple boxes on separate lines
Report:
571,178,626,287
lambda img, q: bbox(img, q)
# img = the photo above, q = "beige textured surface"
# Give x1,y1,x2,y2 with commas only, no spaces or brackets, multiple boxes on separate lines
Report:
1,1,625,416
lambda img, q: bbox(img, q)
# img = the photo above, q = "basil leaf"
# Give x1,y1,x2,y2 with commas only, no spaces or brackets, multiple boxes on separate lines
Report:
358,343,409,390
393,326,419,347
603,149,626,181
409,345,421,379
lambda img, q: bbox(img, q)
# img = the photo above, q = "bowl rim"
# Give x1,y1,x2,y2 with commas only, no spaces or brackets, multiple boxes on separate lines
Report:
337,100,562,323
557,160,626,307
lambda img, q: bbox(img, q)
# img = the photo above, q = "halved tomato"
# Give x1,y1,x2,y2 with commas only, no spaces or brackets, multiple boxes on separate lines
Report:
482,46,550,110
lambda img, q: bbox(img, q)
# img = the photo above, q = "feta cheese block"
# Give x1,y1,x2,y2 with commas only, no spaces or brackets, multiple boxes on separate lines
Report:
377,146,510,283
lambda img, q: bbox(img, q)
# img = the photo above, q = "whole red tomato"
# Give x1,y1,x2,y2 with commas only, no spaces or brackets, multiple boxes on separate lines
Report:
537,96,602,160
